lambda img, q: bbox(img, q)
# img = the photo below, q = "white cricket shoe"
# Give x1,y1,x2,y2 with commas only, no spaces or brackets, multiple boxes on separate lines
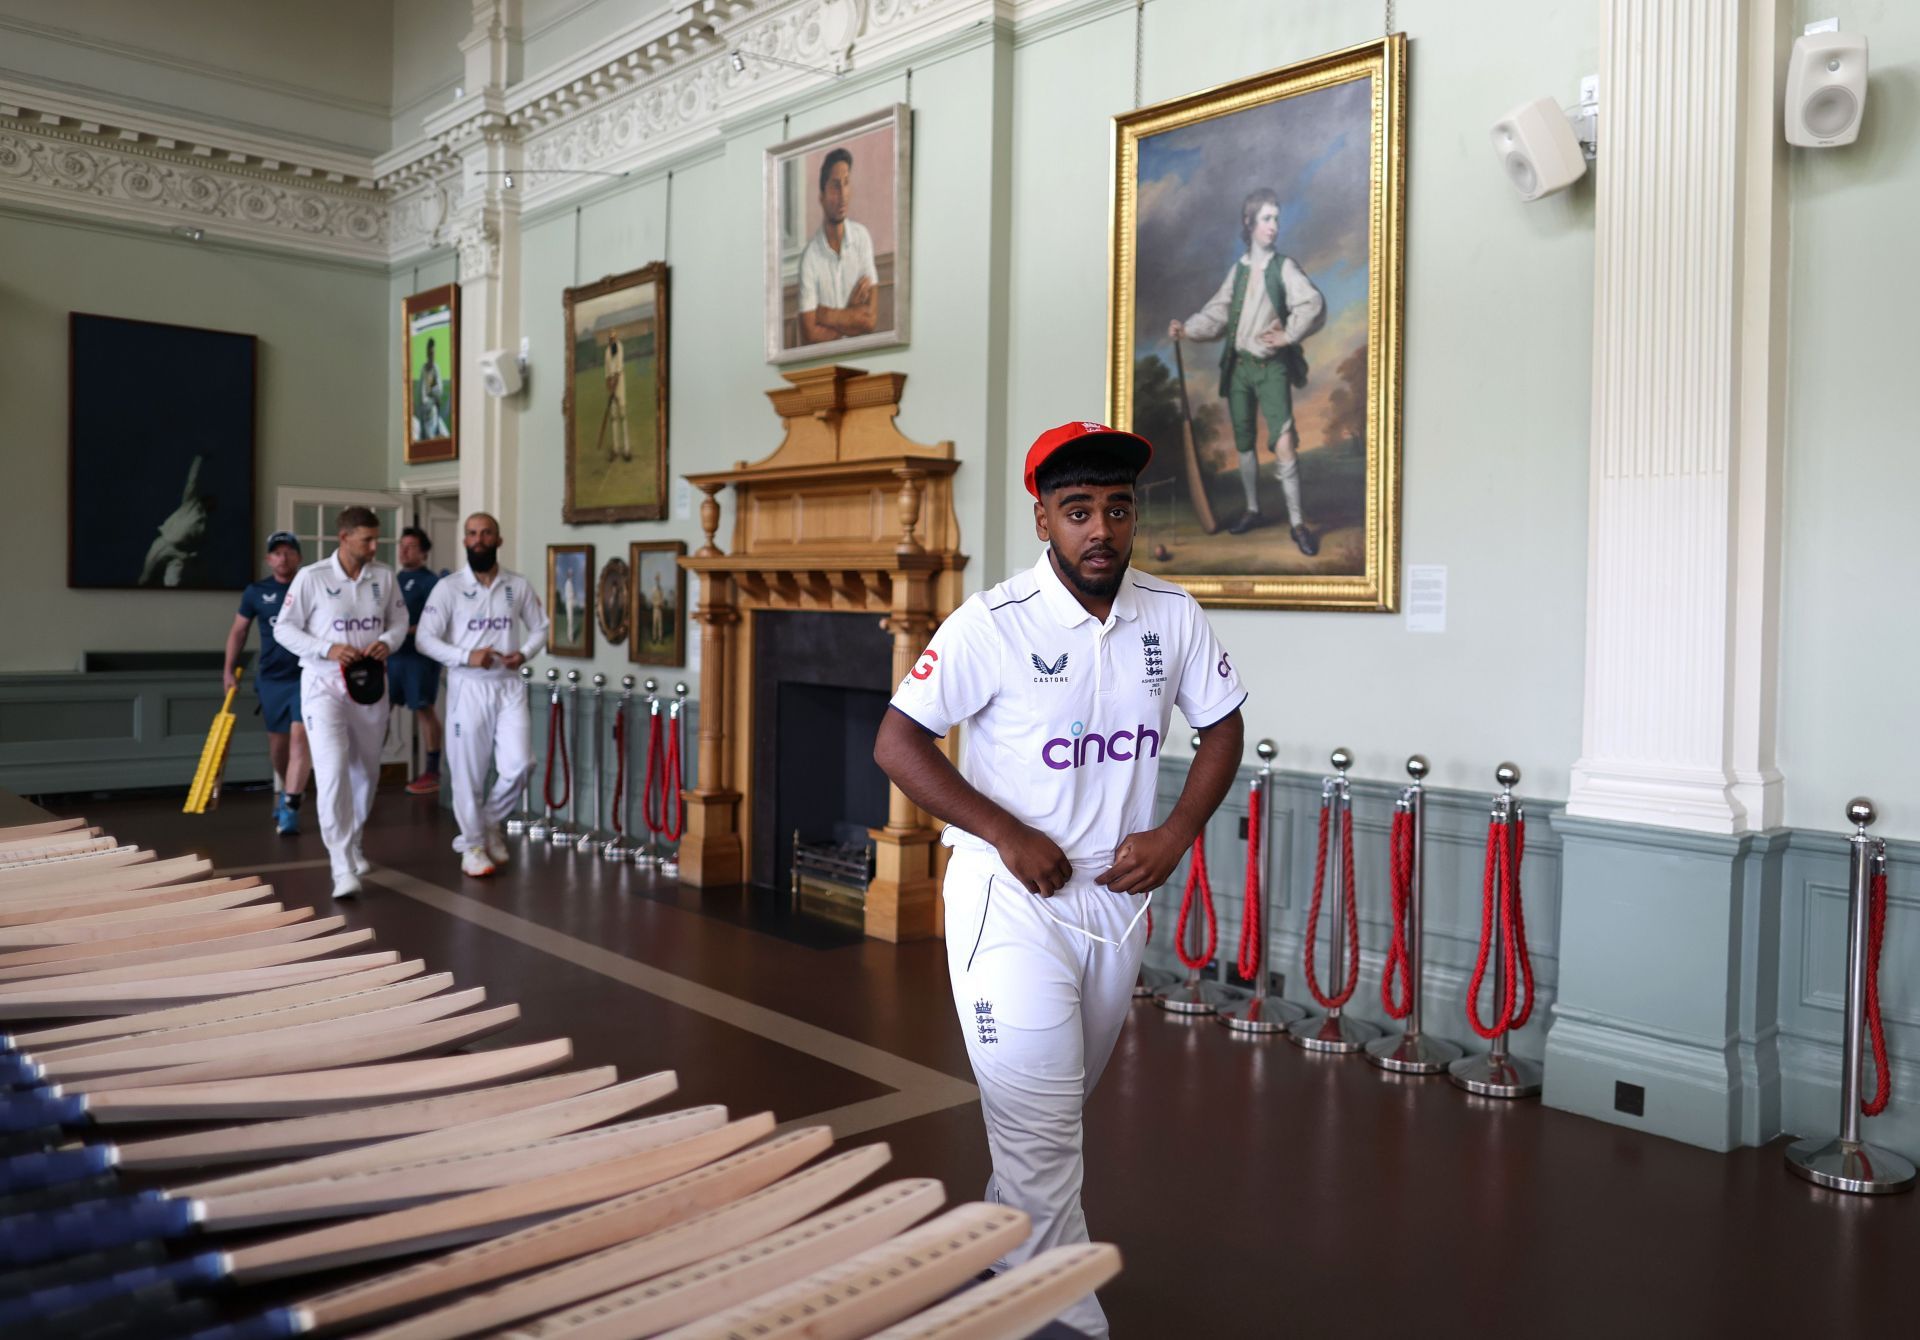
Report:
349,844,372,876
485,830,511,866
331,873,362,900
461,847,497,878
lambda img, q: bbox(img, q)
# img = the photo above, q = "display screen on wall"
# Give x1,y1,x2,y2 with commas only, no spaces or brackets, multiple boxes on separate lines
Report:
68,312,257,592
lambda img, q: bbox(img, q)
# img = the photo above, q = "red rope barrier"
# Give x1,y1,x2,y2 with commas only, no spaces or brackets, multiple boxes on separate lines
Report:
1303,798,1360,1009
661,708,685,842
1382,807,1415,1019
1507,816,1536,1030
1863,862,1891,1117
1465,816,1536,1039
1466,821,1511,1039
1236,780,1263,982
542,696,570,811
641,706,664,837
610,705,626,835
1173,834,1216,972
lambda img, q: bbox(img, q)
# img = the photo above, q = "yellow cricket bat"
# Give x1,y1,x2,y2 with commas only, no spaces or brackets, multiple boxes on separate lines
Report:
184,668,242,814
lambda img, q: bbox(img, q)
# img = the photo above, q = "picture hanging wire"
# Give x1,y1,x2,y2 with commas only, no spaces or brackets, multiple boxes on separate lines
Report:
1133,1,1145,108
573,205,582,286
782,113,790,138
664,170,674,264
1385,0,1394,36
905,67,913,106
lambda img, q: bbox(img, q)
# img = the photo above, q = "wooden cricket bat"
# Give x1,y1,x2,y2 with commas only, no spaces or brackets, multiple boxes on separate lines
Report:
0,818,87,842
0,929,376,997
0,856,213,906
351,1136,876,1340
0,823,99,851
1171,339,1222,535
0,836,117,868
0,882,274,941
501,1179,955,1340
0,879,271,929
0,847,155,891
0,911,328,981
865,1244,1124,1340
0,951,401,1019
0,897,282,949
0,906,313,973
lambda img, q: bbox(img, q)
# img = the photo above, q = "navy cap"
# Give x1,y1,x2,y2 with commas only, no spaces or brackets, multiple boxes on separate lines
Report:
266,531,301,554
342,657,386,705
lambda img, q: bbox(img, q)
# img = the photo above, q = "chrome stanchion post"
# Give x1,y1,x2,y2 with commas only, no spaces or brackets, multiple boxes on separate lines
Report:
550,670,581,844
1367,754,1464,1073
527,668,559,842
506,663,536,835
575,674,605,851
1448,762,1543,1097
1785,799,1915,1193
1288,749,1382,1053
1155,733,1233,1016
603,675,635,861
659,682,687,878
635,678,660,867
1219,740,1306,1034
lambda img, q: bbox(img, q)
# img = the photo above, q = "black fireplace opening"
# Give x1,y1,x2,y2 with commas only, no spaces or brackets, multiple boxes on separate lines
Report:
751,611,896,902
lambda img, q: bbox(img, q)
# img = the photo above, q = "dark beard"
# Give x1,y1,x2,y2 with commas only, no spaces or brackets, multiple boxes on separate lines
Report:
1050,539,1128,600
466,544,499,572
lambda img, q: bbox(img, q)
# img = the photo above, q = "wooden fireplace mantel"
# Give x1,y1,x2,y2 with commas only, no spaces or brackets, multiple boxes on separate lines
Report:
677,365,967,941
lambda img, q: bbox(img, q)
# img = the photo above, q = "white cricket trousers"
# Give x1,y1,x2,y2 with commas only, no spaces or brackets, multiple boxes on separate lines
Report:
300,670,389,881
445,670,532,853
942,845,1148,1340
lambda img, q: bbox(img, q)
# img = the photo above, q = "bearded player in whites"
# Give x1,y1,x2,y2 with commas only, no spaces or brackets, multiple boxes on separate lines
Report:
416,513,549,878
272,507,408,900
875,421,1247,1338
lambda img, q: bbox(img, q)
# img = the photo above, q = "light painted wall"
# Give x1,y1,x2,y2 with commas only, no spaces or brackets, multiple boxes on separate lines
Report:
1776,0,1920,839
1004,0,1600,796
390,0,471,148
0,0,397,153
0,209,391,672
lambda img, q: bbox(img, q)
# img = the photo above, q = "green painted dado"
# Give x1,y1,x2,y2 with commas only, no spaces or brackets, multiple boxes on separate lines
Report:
0,671,270,795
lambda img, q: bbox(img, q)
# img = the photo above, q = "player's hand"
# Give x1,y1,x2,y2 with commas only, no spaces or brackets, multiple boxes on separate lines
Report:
1168,319,1186,341
1096,826,1188,895
222,670,237,693
992,820,1073,898
327,643,357,664
468,648,499,669
366,642,391,662
850,276,874,306
502,652,526,671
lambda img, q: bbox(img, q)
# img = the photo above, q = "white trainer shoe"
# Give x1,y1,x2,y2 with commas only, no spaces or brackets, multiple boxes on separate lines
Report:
485,830,510,866
460,847,497,878
349,845,372,876
331,873,362,900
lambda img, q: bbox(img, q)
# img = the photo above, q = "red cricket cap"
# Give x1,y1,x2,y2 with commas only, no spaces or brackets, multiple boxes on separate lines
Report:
1023,421,1154,498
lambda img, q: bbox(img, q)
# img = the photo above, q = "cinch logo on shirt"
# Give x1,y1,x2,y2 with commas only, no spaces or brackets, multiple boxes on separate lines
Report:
332,616,385,632
1041,721,1161,770
466,616,513,631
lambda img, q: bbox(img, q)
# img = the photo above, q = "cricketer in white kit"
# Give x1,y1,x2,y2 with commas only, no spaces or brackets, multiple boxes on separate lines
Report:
876,421,1247,1339
415,512,550,878
271,508,408,898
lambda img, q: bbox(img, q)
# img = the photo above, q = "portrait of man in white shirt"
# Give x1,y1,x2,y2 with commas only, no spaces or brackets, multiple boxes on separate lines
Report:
796,146,879,346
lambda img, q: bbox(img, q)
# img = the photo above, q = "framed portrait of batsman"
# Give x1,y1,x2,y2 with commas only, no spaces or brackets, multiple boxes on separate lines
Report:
1107,36,1406,611
402,284,458,464
563,264,670,524
765,103,910,364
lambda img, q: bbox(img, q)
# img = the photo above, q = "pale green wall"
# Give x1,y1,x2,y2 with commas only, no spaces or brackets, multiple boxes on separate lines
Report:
1777,0,1919,838
0,209,391,672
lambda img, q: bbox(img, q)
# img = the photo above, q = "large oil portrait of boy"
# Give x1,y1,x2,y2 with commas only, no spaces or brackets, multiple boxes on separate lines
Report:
1108,36,1406,611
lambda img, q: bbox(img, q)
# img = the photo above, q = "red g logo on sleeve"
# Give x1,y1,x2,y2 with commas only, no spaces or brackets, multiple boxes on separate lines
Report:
910,649,939,681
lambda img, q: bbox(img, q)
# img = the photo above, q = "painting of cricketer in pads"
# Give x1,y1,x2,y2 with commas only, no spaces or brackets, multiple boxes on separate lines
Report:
1108,37,1406,612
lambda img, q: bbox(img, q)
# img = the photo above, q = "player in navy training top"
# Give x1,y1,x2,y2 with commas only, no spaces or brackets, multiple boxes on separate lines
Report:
223,531,310,834
391,526,444,794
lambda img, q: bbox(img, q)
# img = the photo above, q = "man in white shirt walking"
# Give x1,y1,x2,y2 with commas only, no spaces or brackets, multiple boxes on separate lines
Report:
272,507,408,899
1170,187,1327,549
796,147,879,346
875,421,1247,1338
416,512,549,878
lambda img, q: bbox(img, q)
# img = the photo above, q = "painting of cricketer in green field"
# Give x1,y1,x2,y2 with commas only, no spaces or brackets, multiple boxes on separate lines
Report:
563,263,670,524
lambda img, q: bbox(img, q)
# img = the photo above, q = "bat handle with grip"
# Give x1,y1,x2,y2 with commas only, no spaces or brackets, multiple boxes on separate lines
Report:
0,1189,197,1267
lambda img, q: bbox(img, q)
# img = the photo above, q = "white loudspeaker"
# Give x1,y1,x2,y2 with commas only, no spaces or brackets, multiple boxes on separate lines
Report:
1786,32,1867,147
478,348,523,398
1489,96,1587,201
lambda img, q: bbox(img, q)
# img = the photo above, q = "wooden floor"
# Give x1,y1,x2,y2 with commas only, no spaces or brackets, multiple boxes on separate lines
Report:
51,788,1920,1338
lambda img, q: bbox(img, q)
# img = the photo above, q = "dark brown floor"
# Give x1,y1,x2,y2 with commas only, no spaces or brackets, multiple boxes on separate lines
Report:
41,789,1920,1338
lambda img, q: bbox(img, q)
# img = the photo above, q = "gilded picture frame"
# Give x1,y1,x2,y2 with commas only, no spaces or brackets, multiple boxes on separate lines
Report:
627,540,686,667
546,543,594,658
401,284,458,465
1107,36,1406,611
562,264,670,523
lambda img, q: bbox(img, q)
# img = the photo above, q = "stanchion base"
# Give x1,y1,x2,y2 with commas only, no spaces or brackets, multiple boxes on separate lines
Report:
1447,1050,1542,1098
547,825,575,846
1153,978,1232,1015
1217,993,1306,1034
1364,1030,1464,1075
1287,1011,1381,1053
1133,966,1181,1000
505,818,529,836
1785,1136,1917,1195
659,859,680,879
599,840,628,862
572,831,598,853
527,822,550,842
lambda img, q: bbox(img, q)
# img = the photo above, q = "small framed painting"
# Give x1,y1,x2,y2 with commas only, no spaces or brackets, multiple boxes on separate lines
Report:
402,284,458,464
627,540,686,667
546,544,594,658
563,265,669,523
597,555,630,645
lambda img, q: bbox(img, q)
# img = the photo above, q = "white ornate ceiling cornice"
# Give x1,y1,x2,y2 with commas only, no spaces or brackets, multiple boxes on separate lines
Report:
0,0,1080,265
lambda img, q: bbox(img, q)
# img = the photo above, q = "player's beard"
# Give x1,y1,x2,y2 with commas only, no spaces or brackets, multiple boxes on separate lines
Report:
466,544,499,573
1051,538,1129,601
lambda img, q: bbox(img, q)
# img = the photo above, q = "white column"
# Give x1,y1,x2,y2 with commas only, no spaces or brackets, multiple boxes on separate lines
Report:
1566,0,1787,835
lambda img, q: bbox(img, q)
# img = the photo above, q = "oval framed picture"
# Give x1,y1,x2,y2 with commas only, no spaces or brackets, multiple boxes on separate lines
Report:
598,556,631,645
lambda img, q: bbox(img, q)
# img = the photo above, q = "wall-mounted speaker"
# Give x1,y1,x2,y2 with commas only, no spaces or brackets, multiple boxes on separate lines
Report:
1786,32,1867,148
1489,96,1588,201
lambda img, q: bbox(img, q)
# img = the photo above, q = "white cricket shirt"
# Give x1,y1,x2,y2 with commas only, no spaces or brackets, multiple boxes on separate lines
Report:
273,551,409,675
889,550,1247,869
797,219,878,314
415,565,550,675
